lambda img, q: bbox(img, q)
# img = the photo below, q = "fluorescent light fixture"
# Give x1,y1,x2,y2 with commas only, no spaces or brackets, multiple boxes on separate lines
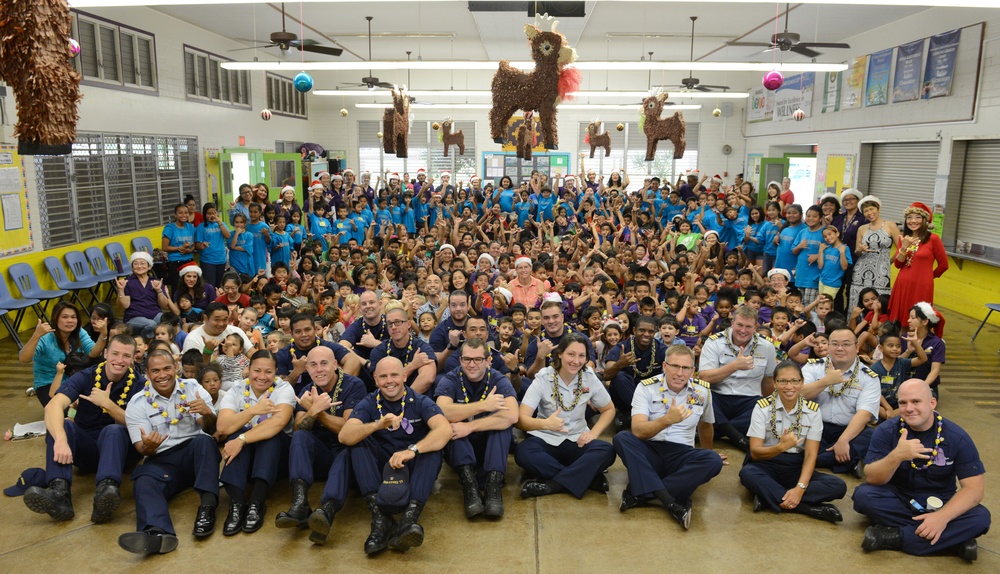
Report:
68,1,1000,8
354,103,702,111
316,89,747,99
223,60,848,72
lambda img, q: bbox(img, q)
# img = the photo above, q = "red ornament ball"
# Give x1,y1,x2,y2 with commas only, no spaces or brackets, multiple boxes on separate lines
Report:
261,109,272,121
762,70,784,91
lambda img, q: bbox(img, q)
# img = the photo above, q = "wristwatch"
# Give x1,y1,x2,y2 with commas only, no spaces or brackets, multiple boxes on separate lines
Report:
447,343,460,351
406,444,420,455
796,482,807,490
238,433,247,445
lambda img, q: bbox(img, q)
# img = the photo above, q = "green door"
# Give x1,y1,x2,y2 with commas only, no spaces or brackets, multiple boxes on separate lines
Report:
262,153,303,203
219,148,264,222
758,157,789,204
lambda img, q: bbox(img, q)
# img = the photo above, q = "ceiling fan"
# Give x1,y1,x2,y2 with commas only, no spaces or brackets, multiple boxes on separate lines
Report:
727,3,850,58
231,2,342,57
338,17,394,90
664,17,731,93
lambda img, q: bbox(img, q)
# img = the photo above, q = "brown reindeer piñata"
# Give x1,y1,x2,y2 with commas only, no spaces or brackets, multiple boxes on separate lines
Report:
515,111,537,160
640,93,686,161
489,14,578,150
586,120,611,158
438,118,465,157
382,86,410,158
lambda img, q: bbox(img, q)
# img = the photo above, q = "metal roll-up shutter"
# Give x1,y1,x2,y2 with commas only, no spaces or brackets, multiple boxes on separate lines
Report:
956,140,1000,248
866,142,939,226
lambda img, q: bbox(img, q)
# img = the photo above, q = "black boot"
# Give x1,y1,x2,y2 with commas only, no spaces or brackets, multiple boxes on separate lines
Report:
955,539,978,562
457,465,484,519
798,502,843,523
363,493,395,556
483,471,505,519
308,501,338,545
223,502,246,536
275,479,311,529
91,478,121,524
24,478,74,521
389,499,425,552
861,525,902,552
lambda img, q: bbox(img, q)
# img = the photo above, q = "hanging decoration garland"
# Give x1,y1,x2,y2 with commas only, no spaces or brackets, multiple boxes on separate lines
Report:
900,412,943,471
143,379,186,425
93,362,136,414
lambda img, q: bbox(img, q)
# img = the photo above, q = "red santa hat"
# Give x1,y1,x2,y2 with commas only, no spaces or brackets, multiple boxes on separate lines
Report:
309,180,323,190
343,167,355,176
565,174,576,182
317,170,330,178
712,174,723,184
440,170,451,179
904,201,932,221
331,173,343,181
416,169,426,176
390,172,400,180
469,174,481,183
914,301,946,338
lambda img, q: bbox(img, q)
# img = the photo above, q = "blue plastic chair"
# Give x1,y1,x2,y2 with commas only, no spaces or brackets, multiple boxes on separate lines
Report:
64,251,103,306
85,247,122,301
132,236,154,254
8,262,67,319
41,257,93,309
0,277,44,350
102,242,131,278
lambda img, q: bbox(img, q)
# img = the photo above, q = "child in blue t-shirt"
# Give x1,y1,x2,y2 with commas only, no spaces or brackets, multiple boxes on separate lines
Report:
817,225,853,298
246,203,271,275
287,210,305,251
375,197,393,236
269,215,292,268
871,330,927,418
228,213,255,276
791,206,825,304
307,202,333,254
514,195,534,227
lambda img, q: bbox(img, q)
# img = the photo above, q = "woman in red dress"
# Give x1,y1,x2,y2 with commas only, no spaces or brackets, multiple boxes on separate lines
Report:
887,202,948,325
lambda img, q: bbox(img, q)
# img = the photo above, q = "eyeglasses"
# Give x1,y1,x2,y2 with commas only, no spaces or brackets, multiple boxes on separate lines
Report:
775,379,802,386
460,356,487,365
387,320,409,327
665,363,694,373
828,342,854,349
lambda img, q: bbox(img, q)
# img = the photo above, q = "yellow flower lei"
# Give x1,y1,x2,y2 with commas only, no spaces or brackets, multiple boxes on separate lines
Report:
900,412,944,471
143,379,186,425
242,378,276,430
93,362,136,414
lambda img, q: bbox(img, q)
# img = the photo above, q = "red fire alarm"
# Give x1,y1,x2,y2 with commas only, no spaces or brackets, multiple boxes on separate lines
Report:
239,136,246,146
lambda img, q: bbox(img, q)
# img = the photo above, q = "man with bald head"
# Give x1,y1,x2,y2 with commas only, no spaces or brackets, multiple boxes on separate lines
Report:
339,357,451,555
276,346,366,545
852,380,990,562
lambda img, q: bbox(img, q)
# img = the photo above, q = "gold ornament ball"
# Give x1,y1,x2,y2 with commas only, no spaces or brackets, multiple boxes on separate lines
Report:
376,131,384,139
712,108,722,117
340,108,349,117
432,122,441,130
616,123,624,131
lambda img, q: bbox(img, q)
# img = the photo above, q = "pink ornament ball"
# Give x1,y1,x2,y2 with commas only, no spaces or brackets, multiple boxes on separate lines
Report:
793,109,805,121
261,109,272,121
762,70,784,91
69,39,81,57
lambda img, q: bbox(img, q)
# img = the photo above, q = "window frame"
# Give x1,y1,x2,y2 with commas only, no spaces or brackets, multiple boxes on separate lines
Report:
182,45,252,109
266,73,308,119
72,10,159,94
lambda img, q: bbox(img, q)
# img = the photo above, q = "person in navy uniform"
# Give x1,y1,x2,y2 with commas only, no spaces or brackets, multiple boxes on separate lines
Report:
216,350,296,536
339,357,451,555
340,290,391,376
515,333,616,499
367,307,437,394
603,315,667,419
699,305,777,452
853,379,990,562
801,328,880,477
275,346,366,545
440,315,514,376
429,290,474,370
276,313,363,394
524,300,595,380
614,345,725,530
435,338,518,519
118,350,219,555
24,334,144,523
740,360,847,522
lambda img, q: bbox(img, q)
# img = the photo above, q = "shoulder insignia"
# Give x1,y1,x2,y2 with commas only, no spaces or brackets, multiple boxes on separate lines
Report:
807,358,823,364
641,374,665,386
862,366,878,378
762,336,780,346
708,332,724,340
693,378,710,389
757,397,773,408
805,400,820,412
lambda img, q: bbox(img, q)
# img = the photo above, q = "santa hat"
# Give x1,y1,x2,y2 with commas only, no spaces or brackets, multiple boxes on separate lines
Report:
858,195,881,211
914,301,946,338
495,287,513,304
685,170,700,178
469,174,481,183
478,253,495,266
343,167,355,176
362,170,371,177
767,268,791,281
712,174,723,184
904,201,932,221
178,262,203,277
281,185,295,194
129,251,153,266
565,174,576,182
317,170,330,178
390,172,400,180
515,257,532,267
439,243,456,253
840,188,863,202
416,169,426,176
309,180,323,190
543,292,563,304
440,171,451,178
331,173,344,181
818,192,840,206
703,230,719,239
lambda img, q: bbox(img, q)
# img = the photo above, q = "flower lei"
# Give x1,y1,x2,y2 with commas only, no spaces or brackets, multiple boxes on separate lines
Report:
93,362,136,414
385,335,416,366
625,336,658,380
768,393,805,440
461,367,492,404
658,381,703,410
726,329,758,359
242,378,276,429
903,237,921,268
321,368,345,414
290,338,321,360
550,368,587,412
365,315,388,340
143,379,186,425
376,388,413,434
825,358,859,398
900,412,943,471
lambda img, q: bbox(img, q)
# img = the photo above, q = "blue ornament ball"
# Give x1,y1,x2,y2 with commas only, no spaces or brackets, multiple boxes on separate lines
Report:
293,72,314,93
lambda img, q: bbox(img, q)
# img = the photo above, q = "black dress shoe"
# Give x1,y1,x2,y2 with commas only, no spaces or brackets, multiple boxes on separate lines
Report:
752,495,764,513
24,479,74,521
192,505,217,538
91,479,121,524
804,503,843,523
620,488,640,512
223,503,245,536
667,502,692,530
520,479,555,499
735,437,751,453
955,539,978,562
118,531,179,555
861,525,902,552
588,474,609,493
242,501,266,533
